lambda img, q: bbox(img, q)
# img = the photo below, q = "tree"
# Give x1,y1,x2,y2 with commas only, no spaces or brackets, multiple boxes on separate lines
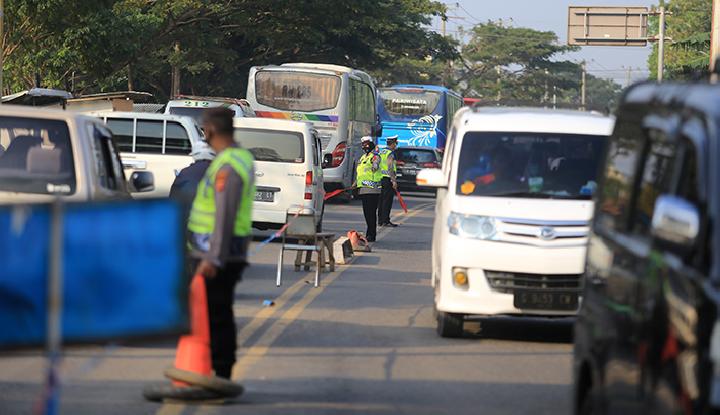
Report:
2,0,456,99
648,0,713,79
457,21,621,111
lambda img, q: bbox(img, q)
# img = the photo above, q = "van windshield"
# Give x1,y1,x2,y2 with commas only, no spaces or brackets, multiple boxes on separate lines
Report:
255,71,341,112
0,117,76,195
456,132,606,200
234,128,304,163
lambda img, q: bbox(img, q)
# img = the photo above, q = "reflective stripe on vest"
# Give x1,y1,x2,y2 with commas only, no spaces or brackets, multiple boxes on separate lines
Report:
188,148,255,237
356,152,382,189
379,149,396,177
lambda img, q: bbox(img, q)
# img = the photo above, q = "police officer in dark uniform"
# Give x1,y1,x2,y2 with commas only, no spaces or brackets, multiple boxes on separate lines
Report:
169,141,215,223
187,108,255,379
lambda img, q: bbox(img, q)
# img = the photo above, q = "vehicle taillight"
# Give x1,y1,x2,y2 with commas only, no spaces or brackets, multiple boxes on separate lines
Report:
396,160,405,166
421,162,439,168
305,171,313,200
330,143,347,168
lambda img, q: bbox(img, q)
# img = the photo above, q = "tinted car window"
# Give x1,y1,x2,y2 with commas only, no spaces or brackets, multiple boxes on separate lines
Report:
165,121,191,155
106,118,134,152
234,128,304,163
395,149,437,164
135,120,164,153
597,118,643,231
632,130,676,236
0,117,76,195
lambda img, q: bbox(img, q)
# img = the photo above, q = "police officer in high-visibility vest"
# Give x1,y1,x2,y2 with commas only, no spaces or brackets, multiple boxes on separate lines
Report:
357,136,382,242
377,135,399,227
187,107,255,379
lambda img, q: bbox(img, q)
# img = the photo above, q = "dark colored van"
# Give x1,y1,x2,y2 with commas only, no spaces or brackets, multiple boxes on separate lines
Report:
573,81,720,414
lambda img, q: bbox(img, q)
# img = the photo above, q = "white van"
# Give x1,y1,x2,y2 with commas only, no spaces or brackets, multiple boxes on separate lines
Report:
92,111,204,197
165,96,255,125
417,107,614,337
232,117,325,231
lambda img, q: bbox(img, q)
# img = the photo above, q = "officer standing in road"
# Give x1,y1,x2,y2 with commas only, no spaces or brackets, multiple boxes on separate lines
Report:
187,107,255,379
169,140,215,224
377,135,399,227
357,136,382,242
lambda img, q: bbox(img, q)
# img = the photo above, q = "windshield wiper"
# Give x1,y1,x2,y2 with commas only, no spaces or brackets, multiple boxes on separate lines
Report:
488,191,592,200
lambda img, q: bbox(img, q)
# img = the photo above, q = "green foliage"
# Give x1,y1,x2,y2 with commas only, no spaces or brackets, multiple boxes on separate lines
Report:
648,0,712,79
458,21,621,111
2,0,455,98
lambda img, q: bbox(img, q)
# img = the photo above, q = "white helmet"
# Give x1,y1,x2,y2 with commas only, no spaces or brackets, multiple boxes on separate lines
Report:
190,140,215,161
361,136,373,143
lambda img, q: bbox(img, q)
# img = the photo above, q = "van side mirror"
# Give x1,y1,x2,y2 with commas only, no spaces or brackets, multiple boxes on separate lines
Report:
416,168,447,188
322,154,333,169
128,171,155,193
651,195,699,250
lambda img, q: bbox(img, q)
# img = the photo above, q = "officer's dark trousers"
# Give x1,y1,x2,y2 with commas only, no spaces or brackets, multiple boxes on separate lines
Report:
360,193,380,240
378,177,394,225
189,260,245,379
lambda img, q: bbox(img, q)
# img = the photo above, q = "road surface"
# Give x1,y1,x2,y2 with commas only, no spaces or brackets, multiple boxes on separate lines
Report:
0,194,574,415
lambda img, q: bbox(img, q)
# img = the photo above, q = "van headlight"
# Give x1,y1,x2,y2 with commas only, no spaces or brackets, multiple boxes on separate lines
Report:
447,212,497,240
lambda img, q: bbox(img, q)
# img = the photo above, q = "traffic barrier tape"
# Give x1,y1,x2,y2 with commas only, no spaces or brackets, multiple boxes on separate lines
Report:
248,210,301,257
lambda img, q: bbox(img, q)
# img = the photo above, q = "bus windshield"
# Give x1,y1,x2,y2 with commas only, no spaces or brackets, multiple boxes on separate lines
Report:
380,89,441,117
255,71,341,112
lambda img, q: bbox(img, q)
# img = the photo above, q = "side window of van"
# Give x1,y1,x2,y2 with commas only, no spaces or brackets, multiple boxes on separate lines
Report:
311,133,320,166
596,115,644,232
106,118,133,152
135,120,164,153
91,124,124,191
630,129,676,237
165,122,191,155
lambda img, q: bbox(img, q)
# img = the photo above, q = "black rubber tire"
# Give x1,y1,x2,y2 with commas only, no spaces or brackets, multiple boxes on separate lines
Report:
436,311,464,338
142,383,225,402
164,367,244,397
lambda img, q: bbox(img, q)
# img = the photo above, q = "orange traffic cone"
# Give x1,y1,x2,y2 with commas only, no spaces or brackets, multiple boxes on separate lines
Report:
172,274,212,387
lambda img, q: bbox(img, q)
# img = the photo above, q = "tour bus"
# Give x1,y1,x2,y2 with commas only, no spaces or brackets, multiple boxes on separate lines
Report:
246,63,380,194
377,85,463,150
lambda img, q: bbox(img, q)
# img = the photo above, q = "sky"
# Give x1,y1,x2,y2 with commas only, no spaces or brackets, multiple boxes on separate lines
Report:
434,0,658,85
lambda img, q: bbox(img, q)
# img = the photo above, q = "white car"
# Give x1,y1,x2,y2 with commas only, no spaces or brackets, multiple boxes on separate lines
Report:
0,106,154,205
92,111,204,198
232,117,325,231
417,107,614,337
165,96,255,125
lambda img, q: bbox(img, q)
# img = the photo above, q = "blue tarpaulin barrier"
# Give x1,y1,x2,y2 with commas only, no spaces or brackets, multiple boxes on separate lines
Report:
0,199,188,348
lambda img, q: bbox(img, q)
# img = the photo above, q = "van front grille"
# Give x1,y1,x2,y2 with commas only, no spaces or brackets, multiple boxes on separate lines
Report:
485,271,583,294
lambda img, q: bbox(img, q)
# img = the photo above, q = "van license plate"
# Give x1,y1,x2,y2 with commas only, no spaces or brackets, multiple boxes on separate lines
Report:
254,191,274,202
513,291,578,311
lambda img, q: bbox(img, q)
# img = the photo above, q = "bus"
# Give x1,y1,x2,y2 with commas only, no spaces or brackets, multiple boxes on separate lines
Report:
376,85,462,150
246,63,379,193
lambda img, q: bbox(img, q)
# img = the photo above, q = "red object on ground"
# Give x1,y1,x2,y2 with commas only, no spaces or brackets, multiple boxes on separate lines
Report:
395,190,408,213
172,274,212,387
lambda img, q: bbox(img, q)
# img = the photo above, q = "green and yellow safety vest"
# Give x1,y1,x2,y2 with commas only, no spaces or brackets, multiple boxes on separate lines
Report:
378,148,396,178
356,152,383,189
188,148,255,237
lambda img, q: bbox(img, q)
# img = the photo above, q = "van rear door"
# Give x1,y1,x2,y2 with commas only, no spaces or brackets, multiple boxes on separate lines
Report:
234,127,308,224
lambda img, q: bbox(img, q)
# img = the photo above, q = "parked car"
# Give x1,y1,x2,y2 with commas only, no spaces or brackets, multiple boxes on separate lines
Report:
573,82,720,414
0,106,153,204
165,95,255,125
232,117,325,231
394,146,442,192
417,107,614,337
92,111,203,198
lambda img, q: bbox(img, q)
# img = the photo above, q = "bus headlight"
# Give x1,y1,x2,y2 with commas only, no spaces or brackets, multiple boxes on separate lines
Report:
447,212,497,240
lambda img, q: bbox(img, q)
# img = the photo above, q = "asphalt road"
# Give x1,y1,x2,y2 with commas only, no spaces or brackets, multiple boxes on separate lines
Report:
0,194,574,415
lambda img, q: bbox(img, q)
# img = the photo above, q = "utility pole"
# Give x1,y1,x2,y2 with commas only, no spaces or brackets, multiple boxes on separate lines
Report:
440,4,464,87
170,42,181,98
581,61,587,110
711,0,720,80
656,6,666,82
625,66,632,87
